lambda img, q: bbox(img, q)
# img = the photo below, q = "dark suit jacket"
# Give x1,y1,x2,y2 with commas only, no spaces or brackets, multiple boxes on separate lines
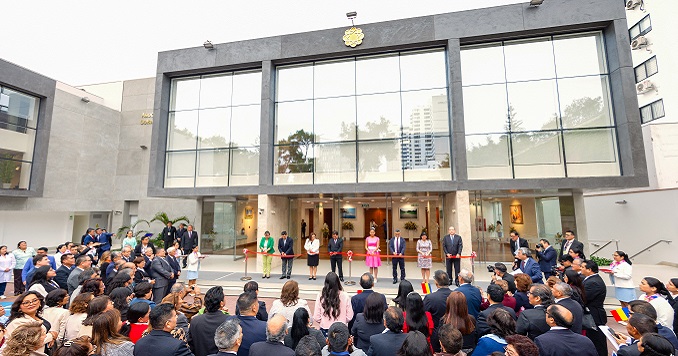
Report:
516,306,550,340
328,237,343,254
98,233,113,251
519,258,543,283
150,256,173,288
456,283,482,319
367,330,408,356
188,311,230,356
162,226,177,244
134,243,156,256
54,265,73,290
168,255,181,275
134,329,193,356
560,239,585,259
557,297,583,334
477,303,517,337
442,234,463,256
350,289,387,330
389,236,406,256
616,341,641,356
424,286,453,352
534,328,597,356
510,237,529,256
495,273,516,294
228,315,267,356
248,340,294,356
278,237,294,256
582,274,607,325
234,300,268,321
536,246,557,273
181,231,198,250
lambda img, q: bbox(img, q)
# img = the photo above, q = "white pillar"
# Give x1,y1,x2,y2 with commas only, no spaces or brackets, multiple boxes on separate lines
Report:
443,191,473,272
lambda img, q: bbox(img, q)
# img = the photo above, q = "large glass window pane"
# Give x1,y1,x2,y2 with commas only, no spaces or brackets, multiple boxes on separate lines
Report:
1,88,39,129
466,134,512,179
460,44,506,86
512,132,564,178
197,108,230,149
404,136,452,182
276,65,313,102
274,144,314,185
462,84,508,134
400,50,447,91
275,101,313,144
640,105,652,124
356,93,401,140
0,158,30,190
199,74,232,109
230,147,259,186
356,54,400,95
358,140,403,183
553,33,607,77
651,100,665,118
504,38,556,82
558,76,613,128
230,105,260,147
314,97,356,142
506,80,559,131
315,142,356,184
167,111,198,150
314,60,355,99
170,77,201,111
564,128,619,177
232,71,262,106
165,151,196,187
401,89,449,135
195,149,229,187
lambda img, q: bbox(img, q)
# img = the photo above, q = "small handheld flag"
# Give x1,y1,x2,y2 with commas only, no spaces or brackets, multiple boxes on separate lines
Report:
421,282,432,295
611,307,631,322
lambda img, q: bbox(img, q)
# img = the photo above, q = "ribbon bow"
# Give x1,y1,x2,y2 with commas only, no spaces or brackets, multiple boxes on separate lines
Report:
243,248,249,261
471,251,477,258
347,250,354,262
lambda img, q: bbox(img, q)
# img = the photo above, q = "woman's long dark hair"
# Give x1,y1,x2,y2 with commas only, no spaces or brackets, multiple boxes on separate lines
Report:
564,269,587,304
364,292,386,324
289,308,311,349
396,331,433,356
645,277,671,298
28,265,52,291
394,280,414,309
320,272,343,319
405,292,429,337
442,291,475,335
9,291,45,321
615,251,633,265
105,273,131,295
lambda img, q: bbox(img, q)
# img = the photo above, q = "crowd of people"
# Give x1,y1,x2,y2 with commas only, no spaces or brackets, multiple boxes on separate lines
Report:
0,227,676,356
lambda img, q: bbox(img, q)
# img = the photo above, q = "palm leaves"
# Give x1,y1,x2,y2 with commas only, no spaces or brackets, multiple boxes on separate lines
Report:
116,219,151,240
149,212,190,226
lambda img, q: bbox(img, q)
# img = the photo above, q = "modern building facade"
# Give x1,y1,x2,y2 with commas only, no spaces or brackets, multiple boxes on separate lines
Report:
0,0,652,270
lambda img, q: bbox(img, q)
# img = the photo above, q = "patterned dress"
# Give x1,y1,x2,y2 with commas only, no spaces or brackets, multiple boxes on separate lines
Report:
365,236,382,267
417,239,433,268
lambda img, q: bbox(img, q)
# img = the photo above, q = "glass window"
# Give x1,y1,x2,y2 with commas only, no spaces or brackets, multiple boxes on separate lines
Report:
358,140,403,183
557,76,613,128
462,84,508,134
167,111,198,150
460,43,506,86
170,77,201,111
164,151,196,188
230,105,260,147
196,149,229,187
640,99,665,124
356,93,401,140
401,89,449,135
0,88,39,129
356,54,400,95
314,142,356,184
635,57,658,82
230,148,259,186
403,136,452,182
199,74,232,109
400,50,447,90
314,59,355,99
629,15,652,40
465,134,512,179
274,144,313,185
506,80,560,131
512,132,565,178
564,128,619,177
504,38,556,82
275,100,313,143
276,65,314,102
0,86,39,191
314,97,356,142
553,33,607,77
232,71,262,106
197,108,230,149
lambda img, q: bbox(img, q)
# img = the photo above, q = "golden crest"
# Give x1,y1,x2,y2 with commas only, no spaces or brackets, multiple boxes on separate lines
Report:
343,27,364,48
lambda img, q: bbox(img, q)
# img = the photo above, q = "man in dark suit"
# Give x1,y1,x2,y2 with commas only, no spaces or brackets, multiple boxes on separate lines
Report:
581,259,608,356
534,305,597,356
97,229,113,259
350,273,387,330
491,263,516,293
181,225,198,268
328,231,344,281
424,270,453,353
628,300,678,350
212,319,242,356
560,230,585,259
367,307,408,356
477,284,517,336
278,231,294,279
389,229,406,284
509,232,529,270
176,223,187,246
536,239,558,279
612,313,658,356
166,247,182,296
517,284,552,340
134,303,193,356
234,281,268,321
54,253,75,290
248,314,293,356
162,222,177,250
455,269,482,319
188,286,231,356
442,226,463,286
552,282,583,334
516,247,543,284
150,248,174,303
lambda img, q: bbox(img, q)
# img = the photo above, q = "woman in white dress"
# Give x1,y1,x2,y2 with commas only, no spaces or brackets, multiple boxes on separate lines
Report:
304,232,320,280
269,280,310,323
603,250,635,308
185,245,205,286
0,245,16,299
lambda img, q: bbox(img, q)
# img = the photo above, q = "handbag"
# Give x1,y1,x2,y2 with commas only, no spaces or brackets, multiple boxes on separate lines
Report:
582,307,598,330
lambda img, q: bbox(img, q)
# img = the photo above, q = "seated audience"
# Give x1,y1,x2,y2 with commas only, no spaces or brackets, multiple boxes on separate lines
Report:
367,307,408,356
534,305,596,356
234,281,268,321
639,333,675,356
513,274,533,315
516,284,553,340
424,270,454,353
109,287,133,322
133,303,193,356
188,286,230,356
350,273,387,331
552,282,583,334
394,280,415,310
350,292,386,351
270,280,310,323
628,300,678,350
285,308,325,350
396,331,431,356
504,334,539,356
436,324,465,356
403,292,434,348
129,282,156,309
323,322,366,356
476,284,517,337
472,308,515,356
295,335,322,356
122,302,150,344
78,295,114,338
210,319,243,356
91,309,134,356
441,291,477,353
314,272,353,335
6,291,57,346
248,314,294,356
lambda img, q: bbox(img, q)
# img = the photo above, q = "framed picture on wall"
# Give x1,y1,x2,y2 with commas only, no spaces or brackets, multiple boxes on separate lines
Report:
341,207,356,219
245,207,254,220
510,204,523,224
399,207,418,219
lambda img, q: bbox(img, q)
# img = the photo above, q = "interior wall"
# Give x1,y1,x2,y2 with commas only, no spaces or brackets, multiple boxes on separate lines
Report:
237,200,258,244
500,197,538,245
256,194,290,272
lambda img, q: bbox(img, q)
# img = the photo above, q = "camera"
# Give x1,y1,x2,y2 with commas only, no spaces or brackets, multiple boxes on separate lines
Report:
536,243,543,249
487,265,495,273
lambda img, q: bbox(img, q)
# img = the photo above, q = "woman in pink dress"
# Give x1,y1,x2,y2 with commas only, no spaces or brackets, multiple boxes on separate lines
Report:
364,229,382,282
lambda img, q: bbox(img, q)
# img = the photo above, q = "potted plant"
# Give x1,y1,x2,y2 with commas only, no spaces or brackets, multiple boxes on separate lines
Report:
0,155,16,189
341,221,354,240
404,221,418,240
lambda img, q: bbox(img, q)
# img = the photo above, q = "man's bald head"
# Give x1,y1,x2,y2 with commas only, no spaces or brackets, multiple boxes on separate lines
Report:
547,305,573,328
266,314,288,342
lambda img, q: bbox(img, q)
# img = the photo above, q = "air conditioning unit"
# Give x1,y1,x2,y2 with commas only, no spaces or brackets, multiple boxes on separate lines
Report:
636,80,654,94
631,36,648,50
626,0,641,10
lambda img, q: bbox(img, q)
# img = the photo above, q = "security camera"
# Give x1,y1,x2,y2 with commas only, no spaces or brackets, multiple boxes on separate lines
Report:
346,11,357,19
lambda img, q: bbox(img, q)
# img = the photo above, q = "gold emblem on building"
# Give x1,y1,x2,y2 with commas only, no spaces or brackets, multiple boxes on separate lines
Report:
343,27,364,48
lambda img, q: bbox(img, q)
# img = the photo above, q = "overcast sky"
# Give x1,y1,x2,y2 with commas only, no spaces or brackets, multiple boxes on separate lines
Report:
1,0,520,86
